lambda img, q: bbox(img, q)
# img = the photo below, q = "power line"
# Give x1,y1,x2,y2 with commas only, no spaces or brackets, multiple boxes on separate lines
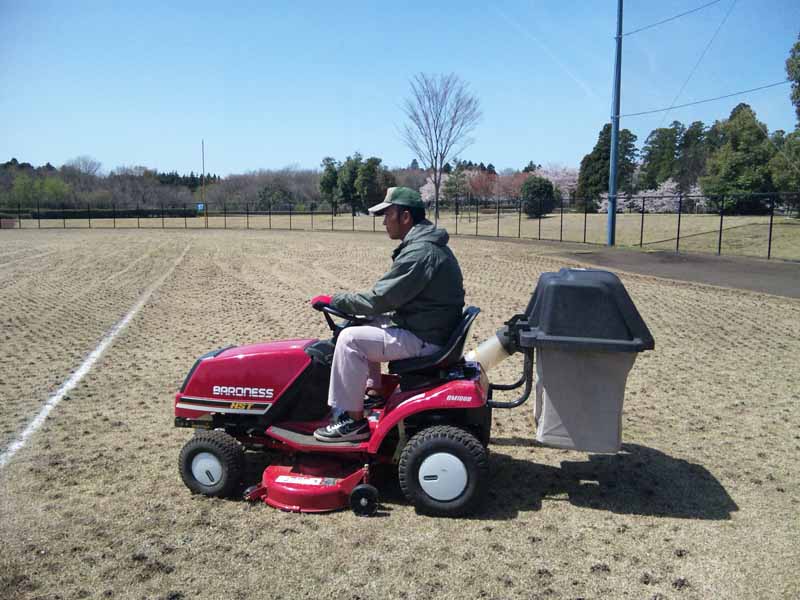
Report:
623,0,724,37
657,0,738,126
748,111,800,177
622,80,790,117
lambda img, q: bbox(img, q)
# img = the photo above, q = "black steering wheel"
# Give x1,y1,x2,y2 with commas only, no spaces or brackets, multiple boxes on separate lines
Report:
313,303,370,335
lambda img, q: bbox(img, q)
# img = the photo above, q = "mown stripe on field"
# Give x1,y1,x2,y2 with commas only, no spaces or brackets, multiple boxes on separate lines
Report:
0,243,191,469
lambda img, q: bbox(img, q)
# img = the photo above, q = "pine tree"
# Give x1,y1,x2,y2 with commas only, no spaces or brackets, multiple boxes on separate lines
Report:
700,104,777,212
576,124,637,208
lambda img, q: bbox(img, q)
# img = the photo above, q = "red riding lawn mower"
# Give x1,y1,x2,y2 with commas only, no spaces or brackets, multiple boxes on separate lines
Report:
174,268,654,517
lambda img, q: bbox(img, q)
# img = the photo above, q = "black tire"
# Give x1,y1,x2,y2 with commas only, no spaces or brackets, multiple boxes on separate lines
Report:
178,430,244,498
349,484,379,517
398,425,488,517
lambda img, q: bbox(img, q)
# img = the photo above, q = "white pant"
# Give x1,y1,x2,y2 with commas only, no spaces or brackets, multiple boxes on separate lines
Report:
328,316,440,413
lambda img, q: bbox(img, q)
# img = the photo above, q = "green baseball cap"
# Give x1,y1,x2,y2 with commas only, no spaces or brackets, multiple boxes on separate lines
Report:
368,187,424,215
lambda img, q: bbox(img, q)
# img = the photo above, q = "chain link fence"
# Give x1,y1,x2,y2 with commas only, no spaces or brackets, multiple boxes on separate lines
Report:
2,193,798,261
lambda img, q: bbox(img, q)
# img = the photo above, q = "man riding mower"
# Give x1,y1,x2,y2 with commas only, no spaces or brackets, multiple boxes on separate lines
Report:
174,266,654,517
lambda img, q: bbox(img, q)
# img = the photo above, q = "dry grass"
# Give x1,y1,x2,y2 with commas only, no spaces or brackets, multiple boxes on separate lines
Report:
1,229,798,600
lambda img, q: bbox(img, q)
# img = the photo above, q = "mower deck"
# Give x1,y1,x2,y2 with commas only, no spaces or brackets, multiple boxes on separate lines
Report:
245,457,368,513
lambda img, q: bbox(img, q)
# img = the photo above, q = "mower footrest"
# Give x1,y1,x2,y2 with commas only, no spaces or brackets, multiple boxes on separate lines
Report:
267,426,367,451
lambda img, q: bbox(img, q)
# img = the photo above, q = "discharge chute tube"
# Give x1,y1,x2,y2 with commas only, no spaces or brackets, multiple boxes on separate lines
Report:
464,326,516,372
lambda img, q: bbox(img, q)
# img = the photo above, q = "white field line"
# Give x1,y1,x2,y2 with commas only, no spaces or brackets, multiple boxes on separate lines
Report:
0,243,190,470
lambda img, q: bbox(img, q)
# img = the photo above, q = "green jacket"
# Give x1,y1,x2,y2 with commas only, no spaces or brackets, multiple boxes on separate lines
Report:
331,220,465,346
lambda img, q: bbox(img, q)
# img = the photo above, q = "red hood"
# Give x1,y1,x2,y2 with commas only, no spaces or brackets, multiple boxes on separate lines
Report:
179,339,316,407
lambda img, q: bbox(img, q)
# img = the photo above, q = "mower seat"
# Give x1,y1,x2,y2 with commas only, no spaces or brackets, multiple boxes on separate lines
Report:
388,306,480,376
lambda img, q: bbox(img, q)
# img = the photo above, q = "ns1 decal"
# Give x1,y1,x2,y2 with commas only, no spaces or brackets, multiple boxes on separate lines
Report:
446,394,473,403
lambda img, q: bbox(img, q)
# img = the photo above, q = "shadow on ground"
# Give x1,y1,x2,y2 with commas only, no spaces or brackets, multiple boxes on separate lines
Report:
473,441,738,521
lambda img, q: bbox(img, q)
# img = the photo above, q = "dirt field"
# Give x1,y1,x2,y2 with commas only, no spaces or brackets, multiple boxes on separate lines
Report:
1,229,798,600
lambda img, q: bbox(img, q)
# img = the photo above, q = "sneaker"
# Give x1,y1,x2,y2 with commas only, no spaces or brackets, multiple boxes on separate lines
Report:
314,413,370,442
363,392,385,410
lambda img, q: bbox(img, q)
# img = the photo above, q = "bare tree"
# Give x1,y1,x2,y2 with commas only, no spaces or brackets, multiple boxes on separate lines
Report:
64,155,102,176
206,167,321,210
400,73,481,219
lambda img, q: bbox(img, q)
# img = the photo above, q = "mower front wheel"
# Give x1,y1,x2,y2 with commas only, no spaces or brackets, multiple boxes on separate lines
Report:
399,425,488,517
350,484,379,517
179,430,244,498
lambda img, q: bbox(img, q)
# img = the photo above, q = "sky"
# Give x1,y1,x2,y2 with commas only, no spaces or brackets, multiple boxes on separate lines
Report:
1,0,798,176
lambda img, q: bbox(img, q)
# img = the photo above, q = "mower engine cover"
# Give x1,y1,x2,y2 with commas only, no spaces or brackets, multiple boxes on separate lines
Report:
175,339,316,422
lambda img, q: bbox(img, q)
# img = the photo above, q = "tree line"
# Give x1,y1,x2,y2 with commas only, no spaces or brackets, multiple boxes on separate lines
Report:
575,103,800,214
576,35,800,214
0,150,571,222
1,108,795,218
0,157,221,212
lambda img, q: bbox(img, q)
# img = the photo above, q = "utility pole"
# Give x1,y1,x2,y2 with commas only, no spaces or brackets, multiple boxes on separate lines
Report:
607,0,624,246
202,139,207,228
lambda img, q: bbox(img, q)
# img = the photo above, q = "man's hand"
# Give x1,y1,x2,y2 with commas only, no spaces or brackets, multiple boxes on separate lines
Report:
310,294,332,309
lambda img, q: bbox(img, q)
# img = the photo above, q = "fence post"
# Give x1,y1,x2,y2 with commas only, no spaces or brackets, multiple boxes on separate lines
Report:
161,203,165,229
269,201,272,229
455,199,459,235
18,202,22,229
331,204,334,231
538,196,542,240
640,197,646,247
560,195,564,242
767,196,775,260
183,203,187,229
496,200,500,237
676,195,683,253
137,201,140,229
62,203,66,229
204,202,208,228
351,209,354,232
717,200,724,255
583,200,588,243
223,201,227,229
113,203,116,229
311,205,314,230
88,203,92,229
475,197,478,236
373,213,376,232
37,197,41,229
289,205,293,230
518,198,522,238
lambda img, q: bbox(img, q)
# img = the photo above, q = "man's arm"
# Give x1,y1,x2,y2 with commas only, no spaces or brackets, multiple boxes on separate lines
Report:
331,247,433,316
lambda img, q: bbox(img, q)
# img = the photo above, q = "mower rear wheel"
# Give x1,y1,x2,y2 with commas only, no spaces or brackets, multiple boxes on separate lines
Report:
179,430,244,498
398,425,488,517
